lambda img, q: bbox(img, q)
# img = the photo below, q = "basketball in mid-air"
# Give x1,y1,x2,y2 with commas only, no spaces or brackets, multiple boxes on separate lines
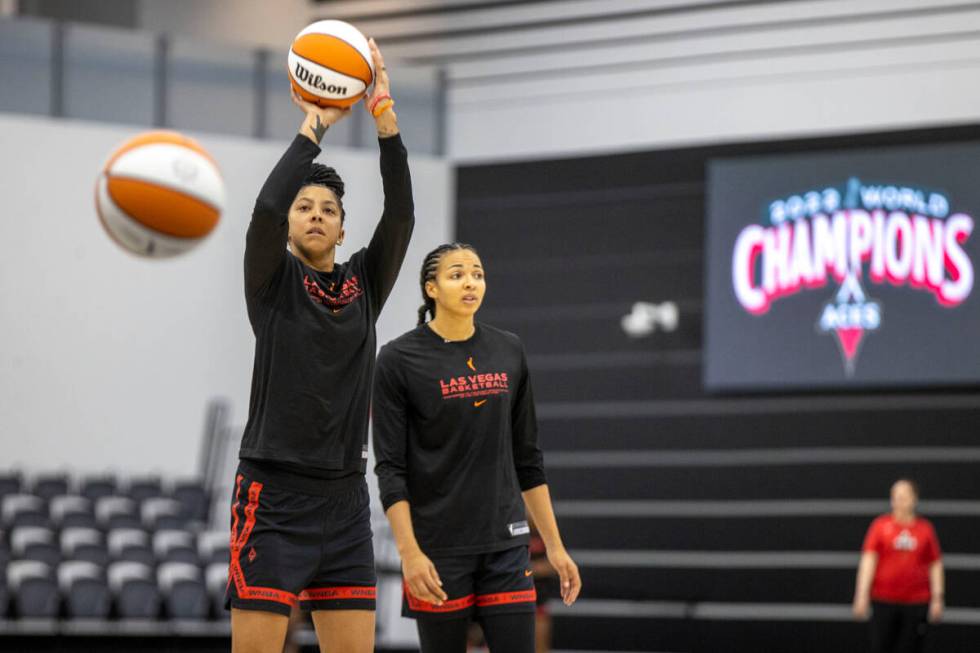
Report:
287,20,375,108
95,131,225,258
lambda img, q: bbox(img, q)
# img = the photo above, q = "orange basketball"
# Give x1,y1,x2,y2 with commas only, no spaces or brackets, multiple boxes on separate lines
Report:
287,20,375,108
95,131,225,258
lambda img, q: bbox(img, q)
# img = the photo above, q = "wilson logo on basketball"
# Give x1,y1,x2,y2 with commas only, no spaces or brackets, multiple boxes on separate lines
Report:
292,62,348,95
731,178,975,375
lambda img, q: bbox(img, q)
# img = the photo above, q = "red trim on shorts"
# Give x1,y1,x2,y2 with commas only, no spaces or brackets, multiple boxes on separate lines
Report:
475,588,537,607
404,580,476,613
298,586,377,601
230,475,244,549
228,480,298,607
227,475,244,592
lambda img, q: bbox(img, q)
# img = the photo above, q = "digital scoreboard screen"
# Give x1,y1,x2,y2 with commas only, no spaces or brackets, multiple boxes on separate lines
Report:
704,141,980,392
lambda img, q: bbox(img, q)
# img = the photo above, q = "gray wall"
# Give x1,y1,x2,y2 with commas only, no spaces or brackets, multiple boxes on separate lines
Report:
325,0,980,162
0,113,452,476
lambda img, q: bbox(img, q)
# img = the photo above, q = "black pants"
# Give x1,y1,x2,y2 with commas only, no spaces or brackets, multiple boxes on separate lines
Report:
417,612,535,653
871,601,929,653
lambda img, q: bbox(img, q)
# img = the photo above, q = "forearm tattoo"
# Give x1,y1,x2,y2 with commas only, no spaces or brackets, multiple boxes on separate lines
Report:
310,115,329,142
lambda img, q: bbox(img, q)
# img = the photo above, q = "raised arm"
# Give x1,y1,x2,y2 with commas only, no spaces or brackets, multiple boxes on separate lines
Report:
244,90,350,297
372,350,446,606
361,39,415,314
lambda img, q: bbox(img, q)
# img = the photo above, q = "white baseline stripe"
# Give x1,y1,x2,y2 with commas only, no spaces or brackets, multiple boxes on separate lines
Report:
570,550,980,570
548,600,980,625
554,499,980,517
552,650,677,653
547,447,980,468
537,395,980,420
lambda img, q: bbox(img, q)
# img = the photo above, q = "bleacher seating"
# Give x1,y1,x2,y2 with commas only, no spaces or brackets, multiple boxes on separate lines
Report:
127,476,163,504
141,498,184,531
50,495,96,530
2,494,47,529
0,472,21,498
58,560,110,618
0,469,225,628
96,497,141,531
204,562,228,618
60,527,108,567
7,560,58,617
108,561,160,618
154,530,198,565
158,562,209,619
79,475,117,503
10,526,59,567
32,473,69,503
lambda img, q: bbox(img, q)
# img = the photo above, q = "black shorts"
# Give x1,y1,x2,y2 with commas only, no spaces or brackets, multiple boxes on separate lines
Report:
403,546,536,621
224,461,376,617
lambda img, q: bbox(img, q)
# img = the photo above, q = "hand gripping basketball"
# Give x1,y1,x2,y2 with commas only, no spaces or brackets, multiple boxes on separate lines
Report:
291,88,351,144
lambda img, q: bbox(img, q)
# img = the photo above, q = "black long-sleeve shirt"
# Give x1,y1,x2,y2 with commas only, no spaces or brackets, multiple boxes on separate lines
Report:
239,133,414,475
372,323,547,556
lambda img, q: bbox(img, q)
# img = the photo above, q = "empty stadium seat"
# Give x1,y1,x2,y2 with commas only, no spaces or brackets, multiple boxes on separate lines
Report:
141,497,184,531
50,495,96,530
158,561,209,619
7,560,58,617
107,529,154,566
173,478,209,523
10,526,59,567
80,474,117,502
204,562,228,618
0,569,8,616
197,530,230,565
153,529,198,564
96,496,140,530
60,527,108,567
0,471,22,498
31,472,69,502
58,560,111,618
0,530,10,567
2,494,48,529
107,561,160,619
127,476,163,504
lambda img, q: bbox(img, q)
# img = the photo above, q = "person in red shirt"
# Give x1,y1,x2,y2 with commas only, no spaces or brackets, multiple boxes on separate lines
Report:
853,479,945,653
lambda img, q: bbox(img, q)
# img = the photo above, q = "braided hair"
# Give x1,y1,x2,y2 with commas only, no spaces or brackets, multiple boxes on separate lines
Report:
417,242,479,326
302,163,346,222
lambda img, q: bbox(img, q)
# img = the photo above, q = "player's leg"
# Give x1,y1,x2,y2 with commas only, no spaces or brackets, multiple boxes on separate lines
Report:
311,609,375,653
302,477,377,653
231,609,290,653
404,554,477,653
226,466,322,653
473,546,538,653
479,611,536,653
416,616,470,653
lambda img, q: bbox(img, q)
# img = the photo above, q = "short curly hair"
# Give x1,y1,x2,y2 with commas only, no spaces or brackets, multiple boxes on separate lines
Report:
302,163,345,222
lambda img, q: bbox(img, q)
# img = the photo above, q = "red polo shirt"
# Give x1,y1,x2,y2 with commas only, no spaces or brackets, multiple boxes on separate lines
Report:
863,514,941,604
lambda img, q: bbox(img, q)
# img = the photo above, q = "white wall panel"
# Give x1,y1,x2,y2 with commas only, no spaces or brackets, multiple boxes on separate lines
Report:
0,114,452,475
